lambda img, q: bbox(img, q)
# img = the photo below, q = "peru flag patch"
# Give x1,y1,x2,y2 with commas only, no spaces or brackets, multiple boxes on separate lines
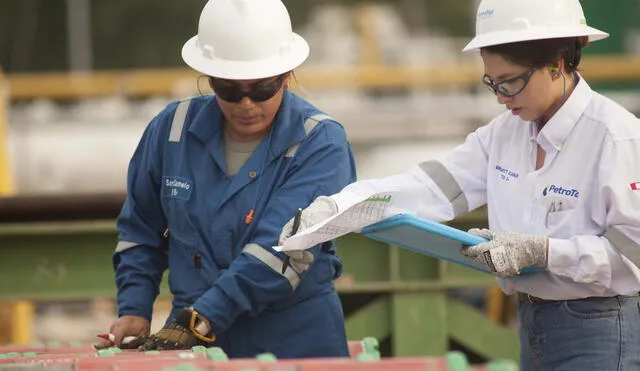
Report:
631,182,640,191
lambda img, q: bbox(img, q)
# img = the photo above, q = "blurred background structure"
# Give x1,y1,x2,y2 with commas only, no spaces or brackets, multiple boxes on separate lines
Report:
0,0,639,364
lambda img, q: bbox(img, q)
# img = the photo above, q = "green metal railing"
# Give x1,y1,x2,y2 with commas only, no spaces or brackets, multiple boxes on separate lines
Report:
0,210,518,361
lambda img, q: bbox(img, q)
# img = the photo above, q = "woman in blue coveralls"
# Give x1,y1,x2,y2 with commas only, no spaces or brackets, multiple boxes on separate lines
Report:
100,0,356,358
280,0,640,369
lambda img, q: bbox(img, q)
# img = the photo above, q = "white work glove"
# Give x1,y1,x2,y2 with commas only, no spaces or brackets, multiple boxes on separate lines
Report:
278,196,339,273
278,196,339,245
460,228,548,278
282,250,315,273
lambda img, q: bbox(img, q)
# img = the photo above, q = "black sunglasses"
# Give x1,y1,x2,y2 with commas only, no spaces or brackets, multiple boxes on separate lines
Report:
210,74,285,103
482,69,536,97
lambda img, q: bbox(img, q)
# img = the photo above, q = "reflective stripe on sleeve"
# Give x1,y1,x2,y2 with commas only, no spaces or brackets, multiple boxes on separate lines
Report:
242,243,301,290
115,241,140,253
604,227,640,267
419,160,469,216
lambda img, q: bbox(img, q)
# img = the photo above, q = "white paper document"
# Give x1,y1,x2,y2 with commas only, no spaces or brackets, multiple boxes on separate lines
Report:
273,191,418,252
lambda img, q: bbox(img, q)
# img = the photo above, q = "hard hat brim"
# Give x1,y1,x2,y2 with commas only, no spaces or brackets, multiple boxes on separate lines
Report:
462,25,609,52
181,33,310,80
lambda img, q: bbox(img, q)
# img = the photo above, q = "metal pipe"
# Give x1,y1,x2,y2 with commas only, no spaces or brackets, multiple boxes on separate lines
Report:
66,0,93,71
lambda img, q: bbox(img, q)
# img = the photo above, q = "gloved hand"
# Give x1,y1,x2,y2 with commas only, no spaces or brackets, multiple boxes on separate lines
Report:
140,308,214,351
282,250,315,273
95,315,150,349
278,196,338,273
461,228,548,278
278,196,338,246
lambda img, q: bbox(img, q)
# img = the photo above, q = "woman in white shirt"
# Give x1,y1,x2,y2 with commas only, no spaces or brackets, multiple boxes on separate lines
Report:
279,0,640,369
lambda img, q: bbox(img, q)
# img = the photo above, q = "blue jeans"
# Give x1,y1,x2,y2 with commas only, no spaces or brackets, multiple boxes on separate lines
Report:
518,295,640,370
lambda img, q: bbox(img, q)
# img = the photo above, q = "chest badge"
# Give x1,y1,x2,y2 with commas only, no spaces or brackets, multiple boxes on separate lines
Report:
163,176,194,200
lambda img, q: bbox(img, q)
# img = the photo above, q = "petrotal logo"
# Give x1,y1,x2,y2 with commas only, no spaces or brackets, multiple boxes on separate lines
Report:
477,9,494,18
543,184,579,198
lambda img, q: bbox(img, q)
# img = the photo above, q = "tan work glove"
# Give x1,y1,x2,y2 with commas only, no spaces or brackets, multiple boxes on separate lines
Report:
140,308,214,351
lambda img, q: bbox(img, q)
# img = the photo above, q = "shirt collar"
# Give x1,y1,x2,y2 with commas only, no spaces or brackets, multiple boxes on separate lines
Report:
534,74,593,151
187,96,222,144
187,90,306,157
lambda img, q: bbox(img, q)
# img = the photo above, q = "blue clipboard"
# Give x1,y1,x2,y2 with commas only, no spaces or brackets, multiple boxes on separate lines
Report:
360,214,543,275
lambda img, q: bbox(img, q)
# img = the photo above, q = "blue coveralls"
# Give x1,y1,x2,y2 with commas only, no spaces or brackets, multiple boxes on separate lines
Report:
113,91,357,358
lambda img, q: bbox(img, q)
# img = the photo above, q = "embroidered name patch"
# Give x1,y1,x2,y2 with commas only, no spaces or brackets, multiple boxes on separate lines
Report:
163,176,193,200
495,164,519,182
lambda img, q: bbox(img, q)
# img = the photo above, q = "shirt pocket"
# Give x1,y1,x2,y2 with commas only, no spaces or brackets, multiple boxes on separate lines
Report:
162,196,205,271
169,229,198,257
162,195,199,241
545,208,574,233
167,232,207,302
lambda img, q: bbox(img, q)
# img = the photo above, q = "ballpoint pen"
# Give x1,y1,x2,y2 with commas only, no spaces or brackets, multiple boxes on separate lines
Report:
545,201,556,228
281,208,303,274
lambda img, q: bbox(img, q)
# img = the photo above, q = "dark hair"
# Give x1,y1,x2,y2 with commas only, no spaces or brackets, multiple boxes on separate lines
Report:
483,36,589,72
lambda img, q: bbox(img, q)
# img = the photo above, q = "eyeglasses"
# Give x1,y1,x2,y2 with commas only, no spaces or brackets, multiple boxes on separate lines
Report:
211,74,285,103
482,69,536,97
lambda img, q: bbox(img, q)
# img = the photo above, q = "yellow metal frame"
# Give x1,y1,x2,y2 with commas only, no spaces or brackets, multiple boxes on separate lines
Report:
6,56,640,101
11,301,34,345
486,286,507,324
0,71,29,345
0,69,12,196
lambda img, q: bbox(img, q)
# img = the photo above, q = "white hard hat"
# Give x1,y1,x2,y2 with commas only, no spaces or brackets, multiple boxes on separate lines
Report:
463,0,609,52
181,0,310,79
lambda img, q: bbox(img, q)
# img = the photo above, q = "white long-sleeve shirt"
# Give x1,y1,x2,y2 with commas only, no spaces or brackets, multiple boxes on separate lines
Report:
333,77,640,300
